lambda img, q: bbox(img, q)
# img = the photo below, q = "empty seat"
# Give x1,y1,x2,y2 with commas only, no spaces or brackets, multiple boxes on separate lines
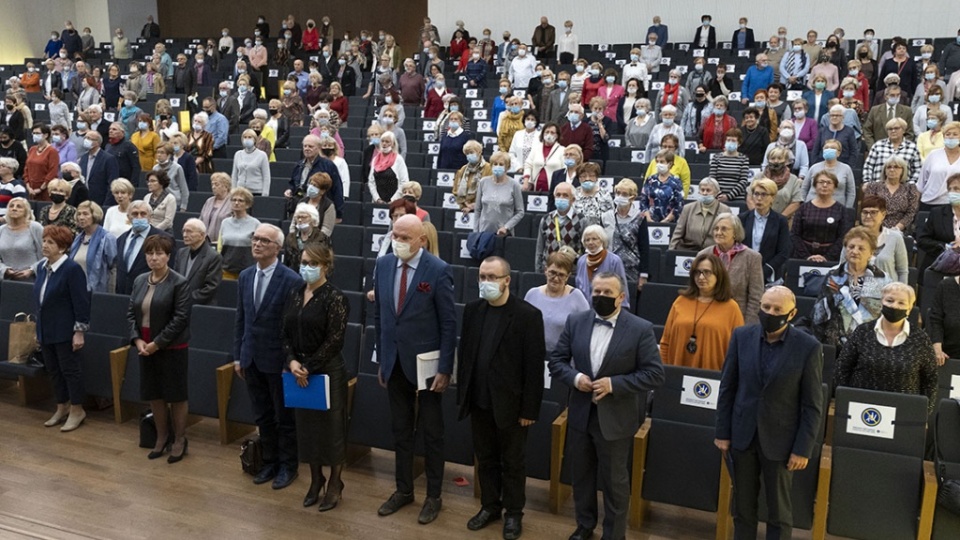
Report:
636,283,682,326
330,256,364,292
190,305,236,351
89,292,133,337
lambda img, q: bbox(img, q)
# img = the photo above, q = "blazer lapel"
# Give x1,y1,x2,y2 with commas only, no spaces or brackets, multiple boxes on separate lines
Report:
762,215,777,252
381,257,398,317
596,317,626,378
398,257,428,315
256,269,281,317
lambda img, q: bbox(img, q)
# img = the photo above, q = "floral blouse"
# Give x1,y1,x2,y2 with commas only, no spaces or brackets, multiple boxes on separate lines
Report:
639,174,684,223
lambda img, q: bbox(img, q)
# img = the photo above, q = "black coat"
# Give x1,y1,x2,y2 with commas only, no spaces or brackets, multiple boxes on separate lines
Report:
741,209,792,282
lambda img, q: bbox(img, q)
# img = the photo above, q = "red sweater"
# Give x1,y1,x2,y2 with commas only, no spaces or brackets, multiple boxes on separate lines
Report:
423,88,449,119
302,28,320,51
561,122,594,161
700,114,738,150
580,77,604,106
24,144,60,198
449,38,468,60
330,96,349,122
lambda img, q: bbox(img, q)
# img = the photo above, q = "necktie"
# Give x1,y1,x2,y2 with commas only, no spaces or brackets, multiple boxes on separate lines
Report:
594,318,613,328
888,105,894,121
254,270,265,311
124,232,140,270
397,263,409,312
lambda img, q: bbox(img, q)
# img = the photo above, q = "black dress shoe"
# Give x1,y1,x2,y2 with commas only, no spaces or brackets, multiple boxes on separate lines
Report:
167,439,188,464
568,525,594,540
467,507,502,530
303,491,320,507
147,444,170,460
418,496,442,525
318,479,343,512
272,466,298,489
503,515,522,540
253,464,278,485
378,491,415,516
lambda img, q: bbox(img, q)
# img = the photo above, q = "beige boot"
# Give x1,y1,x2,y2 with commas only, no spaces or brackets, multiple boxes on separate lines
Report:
44,403,69,427
61,405,87,432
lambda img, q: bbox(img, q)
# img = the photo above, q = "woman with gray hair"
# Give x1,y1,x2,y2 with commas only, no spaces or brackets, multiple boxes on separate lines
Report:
645,104,685,162
60,161,89,207
625,98,655,149
670,177,731,251
654,69,690,118
862,116,922,184
0,157,26,224
68,200,116,293
575,224,630,309
862,155,920,233
697,212,764,324
284,203,326,273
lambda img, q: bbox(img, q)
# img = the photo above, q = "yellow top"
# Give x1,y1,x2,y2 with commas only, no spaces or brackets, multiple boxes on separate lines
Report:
132,130,161,172
918,130,944,161
660,295,744,372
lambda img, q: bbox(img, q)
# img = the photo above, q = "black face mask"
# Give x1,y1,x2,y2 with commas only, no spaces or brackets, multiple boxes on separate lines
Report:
592,295,617,317
402,194,417,203
881,305,909,323
61,172,73,181
269,109,278,115
50,193,66,204
768,162,786,171
758,310,792,333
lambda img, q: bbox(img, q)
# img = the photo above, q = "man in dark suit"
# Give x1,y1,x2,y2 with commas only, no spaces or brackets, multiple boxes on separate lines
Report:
374,214,457,525
79,131,120,207
862,86,916,150
141,15,160,39
104,122,140,186
115,201,173,295
694,15,717,49
741,180,792,283
531,16,556,61
174,218,222,306
715,286,824,540
234,77,258,126
287,134,344,219
172,54,196,96
458,257,545,540
731,17,757,51
549,272,665,540
234,223,303,489
217,81,241,134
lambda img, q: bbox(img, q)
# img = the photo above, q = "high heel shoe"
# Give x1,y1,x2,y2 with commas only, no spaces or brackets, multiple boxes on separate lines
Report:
318,479,343,512
44,406,69,427
167,439,188,464
303,484,324,507
148,443,171,460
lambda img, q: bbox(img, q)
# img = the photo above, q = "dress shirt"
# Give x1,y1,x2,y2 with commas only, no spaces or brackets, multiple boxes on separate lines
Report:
205,112,228,149
574,310,621,388
39,254,68,304
393,248,423,309
874,318,909,347
751,210,769,252
252,258,279,307
85,150,98,180
124,228,146,269
759,324,789,386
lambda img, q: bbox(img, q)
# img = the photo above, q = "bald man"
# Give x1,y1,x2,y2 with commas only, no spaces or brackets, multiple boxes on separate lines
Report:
715,286,824,540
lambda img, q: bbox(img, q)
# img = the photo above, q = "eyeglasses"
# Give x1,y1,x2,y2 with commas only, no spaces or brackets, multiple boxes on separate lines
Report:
693,269,715,278
477,274,508,282
750,191,771,198
815,180,834,186
546,270,569,280
861,209,881,216
251,236,279,246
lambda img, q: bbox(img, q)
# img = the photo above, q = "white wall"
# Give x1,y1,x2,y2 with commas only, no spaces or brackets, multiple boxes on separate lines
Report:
428,0,957,46
108,0,158,42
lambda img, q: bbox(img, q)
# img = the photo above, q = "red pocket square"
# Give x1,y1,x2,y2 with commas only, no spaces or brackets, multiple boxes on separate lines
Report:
417,282,431,293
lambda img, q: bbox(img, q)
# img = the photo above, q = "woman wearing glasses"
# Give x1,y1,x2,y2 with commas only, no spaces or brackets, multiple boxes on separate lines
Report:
660,253,743,371
741,179,792,284
698,213,764,324
524,248,589,355
841,196,908,283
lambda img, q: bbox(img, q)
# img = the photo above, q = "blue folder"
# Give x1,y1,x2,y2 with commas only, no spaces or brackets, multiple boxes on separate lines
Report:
282,372,331,411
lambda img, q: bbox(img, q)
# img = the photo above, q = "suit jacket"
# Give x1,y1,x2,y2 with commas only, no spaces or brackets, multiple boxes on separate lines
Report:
235,92,258,125
218,95,241,134
92,120,111,142
104,140,141,187
289,156,344,218
730,28,756,51
740,210,792,281
693,26,717,49
127,269,191,348
334,65,357,97
234,261,303,372
543,87,570,125
114,227,174,295
716,325,824,461
917,205,955,272
33,258,91,345
174,243,223,306
80,149,120,206
457,295,546,427
173,65,196,95
549,309,664,440
862,103,916,149
374,250,457,384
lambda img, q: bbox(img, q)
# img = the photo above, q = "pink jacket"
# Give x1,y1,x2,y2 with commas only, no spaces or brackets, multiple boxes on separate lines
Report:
598,84,625,122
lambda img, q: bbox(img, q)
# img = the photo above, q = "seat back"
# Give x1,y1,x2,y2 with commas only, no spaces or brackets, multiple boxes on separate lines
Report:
79,333,128,400
346,373,395,450
658,250,699,286
342,323,362,378
0,280,35,320
933,398,960,539
636,283,682,326
189,305,236,352
784,258,836,296
527,401,563,480
89,293,132,336
188,349,231,418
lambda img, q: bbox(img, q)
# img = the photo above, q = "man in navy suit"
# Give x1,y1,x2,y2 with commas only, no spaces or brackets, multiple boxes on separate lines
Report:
79,131,120,207
374,214,457,525
115,201,173,295
234,223,303,490
715,286,824,540
549,272,665,540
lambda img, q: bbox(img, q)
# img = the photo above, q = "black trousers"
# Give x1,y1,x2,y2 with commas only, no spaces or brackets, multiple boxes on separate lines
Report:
245,362,298,471
568,405,632,540
470,405,529,516
730,436,795,540
212,145,227,159
388,361,444,497
42,342,84,405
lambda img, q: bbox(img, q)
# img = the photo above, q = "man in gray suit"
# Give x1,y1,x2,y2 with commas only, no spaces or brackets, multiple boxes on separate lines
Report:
174,218,222,306
549,272,664,540
715,286,824,540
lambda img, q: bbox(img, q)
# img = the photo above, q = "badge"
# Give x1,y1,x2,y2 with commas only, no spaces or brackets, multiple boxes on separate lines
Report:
826,217,835,224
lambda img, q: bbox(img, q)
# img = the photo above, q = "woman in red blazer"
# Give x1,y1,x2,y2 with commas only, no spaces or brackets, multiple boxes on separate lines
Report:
423,75,450,119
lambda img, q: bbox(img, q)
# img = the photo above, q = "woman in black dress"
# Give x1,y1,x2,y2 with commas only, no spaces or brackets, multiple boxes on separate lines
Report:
283,243,349,511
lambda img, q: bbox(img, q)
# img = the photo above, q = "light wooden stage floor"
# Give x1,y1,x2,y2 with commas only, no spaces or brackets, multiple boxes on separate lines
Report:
0,388,826,540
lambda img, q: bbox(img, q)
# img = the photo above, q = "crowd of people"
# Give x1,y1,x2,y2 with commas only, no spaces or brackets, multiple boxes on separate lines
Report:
1,10,959,540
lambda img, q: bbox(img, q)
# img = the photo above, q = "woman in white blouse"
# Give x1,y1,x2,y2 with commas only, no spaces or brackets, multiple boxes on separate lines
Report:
103,178,134,238
508,111,541,172
521,122,565,192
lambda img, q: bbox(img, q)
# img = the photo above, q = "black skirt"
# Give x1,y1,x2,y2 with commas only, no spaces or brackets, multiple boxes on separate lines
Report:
295,362,348,465
140,347,189,402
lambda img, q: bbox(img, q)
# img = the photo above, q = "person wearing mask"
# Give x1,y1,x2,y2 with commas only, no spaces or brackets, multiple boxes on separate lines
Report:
520,122,563,192
114,200,173,295
200,98,229,159
708,129,750,200
685,59,714,102
671,177,730,251
557,20,578,64
639,150,684,224
763,120,809,181
801,73,835,124
661,253,744,370
548,271,664,540
367,132,408,204
24,124,60,202
730,17,756,51
284,203,328,273
373,215,456,525
49,125,74,169
742,179,792,282
617,79,645,134
39,178,77,234
111,28,130,60
287,135,343,220
739,108,770,166
878,43,918,99
602,178,648,289
474,152,525,237
791,171,854,262
716,285,823,540
453,141,490,213
547,145,582,211
187,113,215,174
152,144,187,212
130,113,159,172
235,224,303,488
101,122,139,191
267,100,290,150
575,225,630,309
645,106,684,163
508,44,537,90
458,255,544,540
917,173,960,279
198,173,233,244
862,156,920,234
843,196,908,283
805,139,856,207
654,69,689,119
174,218,221,307
34,224,91,432
708,63,734,100
682,85,713,141
0,198,43,280
780,39,811,91
913,84,952,136
624,98,655,150
542,72,571,125
535,182,584,272
0,126,27,175
918,109,948,160
693,15,717,49
232,129,271,196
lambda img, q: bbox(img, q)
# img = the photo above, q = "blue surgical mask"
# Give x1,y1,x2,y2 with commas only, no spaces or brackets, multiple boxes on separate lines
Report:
823,148,838,160
499,87,508,94
32,134,41,144
714,108,726,116
492,165,506,177
557,80,568,89
478,281,503,301
724,141,738,152
448,121,460,131
466,153,479,164
929,95,941,103
925,73,936,81
568,113,580,123
697,194,716,205
138,121,148,131
950,192,960,206
843,90,855,98
509,106,521,114
755,100,766,108
945,138,960,149
605,76,615,84
555,198,570,212
300,265,322,284
814,82,826,90
306,185,320,198
449,105,459,113
662,118,674,126
887,97,899,106
172,145,181,154
131,218,149,232
581,181,596,192
630,54,640,62
564,158,576,168
243,138,255,149
76,121,87,130
927,118,939,129
370,136,381,146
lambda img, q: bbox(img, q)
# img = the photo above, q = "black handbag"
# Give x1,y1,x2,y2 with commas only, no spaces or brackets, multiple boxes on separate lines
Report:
139,409,157,449
935,400,960,516
240,436,263,475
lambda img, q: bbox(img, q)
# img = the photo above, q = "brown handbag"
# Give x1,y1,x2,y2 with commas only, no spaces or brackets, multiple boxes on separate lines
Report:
7,313,38,364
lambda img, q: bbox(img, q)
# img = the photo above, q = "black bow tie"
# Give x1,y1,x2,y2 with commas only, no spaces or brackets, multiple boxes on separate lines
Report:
594,318,613,328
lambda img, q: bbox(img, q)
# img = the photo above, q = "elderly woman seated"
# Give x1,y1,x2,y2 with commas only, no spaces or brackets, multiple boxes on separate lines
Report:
671,177,730,251
697,213,764,324
791,170,854,262
575,225,630,309
284,203,327,273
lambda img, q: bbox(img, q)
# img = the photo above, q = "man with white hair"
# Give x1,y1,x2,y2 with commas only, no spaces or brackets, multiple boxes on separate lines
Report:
234,223,303,489
174,218,222,306
78,130,120,207
86,104,111,140
59,161,88,206
560,103,594,161
287,134,344,220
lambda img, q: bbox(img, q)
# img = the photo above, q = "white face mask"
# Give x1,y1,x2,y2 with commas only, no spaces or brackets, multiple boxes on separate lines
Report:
391,239,414,259
525,120,537,129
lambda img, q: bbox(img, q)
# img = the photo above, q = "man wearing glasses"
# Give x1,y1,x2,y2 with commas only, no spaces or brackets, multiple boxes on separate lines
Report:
234,224,303,490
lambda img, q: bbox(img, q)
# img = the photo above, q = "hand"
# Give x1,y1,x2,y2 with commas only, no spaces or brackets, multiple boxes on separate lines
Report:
575,374,593,392
234,364,245,379
295,374,309,387
698,144,707,153
496,227,508,236
519,417,535,427
283,189,292,198
72,332,84,351
934,344,949,366
290,360,309,379
366,290,376,302
787,453,809,471
144,342,159,355
808,255,827,263
592,377,613,401
717,193,729,201
741,98,749,105
430,373,451,393
637,277,648,291
714,438,731,453
134,339,149,356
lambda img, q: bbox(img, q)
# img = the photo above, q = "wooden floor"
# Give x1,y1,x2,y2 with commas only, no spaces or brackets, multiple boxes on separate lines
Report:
0,384,827,540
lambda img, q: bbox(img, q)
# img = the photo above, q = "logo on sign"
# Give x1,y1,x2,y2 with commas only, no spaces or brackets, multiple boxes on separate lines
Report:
694,381,712,399
683,258,693,271
861,408,882,427
532,197,543,208
447,195,455,204
378,210,387,220
652,229,664,240
460,214,470,224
